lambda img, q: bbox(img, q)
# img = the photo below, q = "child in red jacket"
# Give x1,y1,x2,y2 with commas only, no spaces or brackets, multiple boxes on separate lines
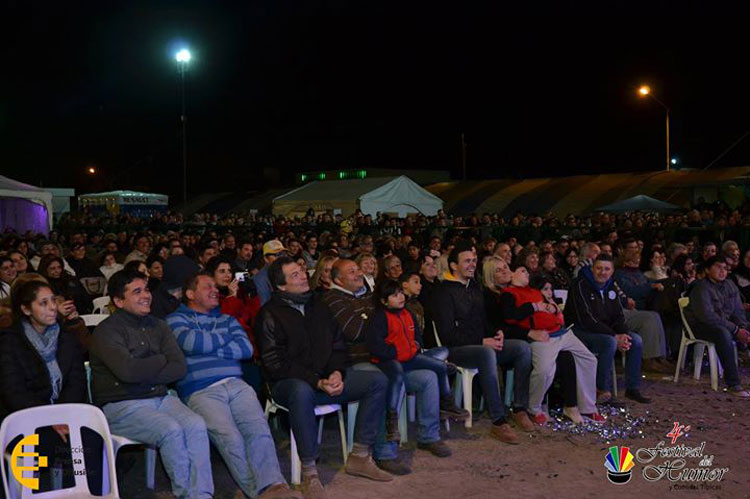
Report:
366,279,468,443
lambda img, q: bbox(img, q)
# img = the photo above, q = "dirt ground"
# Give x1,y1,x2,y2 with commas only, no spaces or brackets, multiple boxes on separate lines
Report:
121,364,750,499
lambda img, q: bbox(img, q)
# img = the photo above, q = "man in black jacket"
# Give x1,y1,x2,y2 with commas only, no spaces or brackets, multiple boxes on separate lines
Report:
565,254,650,405
257,257,392,499
434,241,533,444
90,269,213,499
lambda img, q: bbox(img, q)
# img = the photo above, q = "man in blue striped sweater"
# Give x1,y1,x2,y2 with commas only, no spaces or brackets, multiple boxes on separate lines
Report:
167,273,300,499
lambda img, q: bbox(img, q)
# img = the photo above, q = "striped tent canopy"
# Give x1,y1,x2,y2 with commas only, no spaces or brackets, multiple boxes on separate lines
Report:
425,167,750,216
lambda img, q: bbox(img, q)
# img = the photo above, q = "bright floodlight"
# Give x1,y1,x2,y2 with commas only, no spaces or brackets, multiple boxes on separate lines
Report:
671,158,678,165
87,167,96,174
175,49,192,63
638,85,650,96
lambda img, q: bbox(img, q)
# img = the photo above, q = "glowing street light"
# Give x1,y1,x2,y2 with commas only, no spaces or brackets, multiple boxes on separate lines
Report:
174,47,192,203
87,166,96,175
637,84,671,172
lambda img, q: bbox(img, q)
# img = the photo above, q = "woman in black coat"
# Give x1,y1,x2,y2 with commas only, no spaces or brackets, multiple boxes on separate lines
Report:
0,280,100,493
37,254,94,315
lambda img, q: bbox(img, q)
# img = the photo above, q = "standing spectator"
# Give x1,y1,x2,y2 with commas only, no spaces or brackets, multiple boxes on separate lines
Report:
684,256,750,397
90,269,213,499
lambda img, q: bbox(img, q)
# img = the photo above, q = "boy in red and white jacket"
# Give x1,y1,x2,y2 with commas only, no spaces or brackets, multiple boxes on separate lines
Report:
366,279,468,444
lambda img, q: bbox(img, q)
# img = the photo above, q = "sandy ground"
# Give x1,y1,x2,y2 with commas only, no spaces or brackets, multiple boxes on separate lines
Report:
120,363,750,499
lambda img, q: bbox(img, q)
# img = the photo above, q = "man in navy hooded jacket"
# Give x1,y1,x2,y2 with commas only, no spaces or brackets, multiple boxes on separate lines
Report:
565,254,651,405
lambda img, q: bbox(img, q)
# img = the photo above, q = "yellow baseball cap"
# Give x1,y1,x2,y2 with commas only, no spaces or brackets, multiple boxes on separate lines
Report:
263,239,288,256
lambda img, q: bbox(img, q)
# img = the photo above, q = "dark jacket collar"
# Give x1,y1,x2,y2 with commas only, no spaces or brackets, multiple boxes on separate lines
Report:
113,308,156,327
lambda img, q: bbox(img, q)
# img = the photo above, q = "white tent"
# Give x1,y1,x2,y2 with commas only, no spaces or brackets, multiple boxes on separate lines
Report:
0,175,54,234
273,175,444,217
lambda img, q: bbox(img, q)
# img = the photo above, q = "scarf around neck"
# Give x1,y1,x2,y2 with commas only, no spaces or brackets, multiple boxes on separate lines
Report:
22,319,63,403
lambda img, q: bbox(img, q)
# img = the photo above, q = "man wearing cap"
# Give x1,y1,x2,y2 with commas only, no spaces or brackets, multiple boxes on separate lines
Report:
685,256,750,397
254,240,289,306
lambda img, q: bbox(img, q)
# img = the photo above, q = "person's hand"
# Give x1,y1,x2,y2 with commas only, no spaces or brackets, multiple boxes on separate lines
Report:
318,378,343,396
228,279,239,297
52,424,69,443
615,334,631,352
327,371,343,392
626,298,636,310
482,336,503,351
652,283,665,292
737,328,750,346
528,329,550,342
535,302,556,314
57,299,76,319
494,330,504,349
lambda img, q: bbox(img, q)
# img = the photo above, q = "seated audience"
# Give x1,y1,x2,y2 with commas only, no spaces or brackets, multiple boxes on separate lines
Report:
38,254,93,315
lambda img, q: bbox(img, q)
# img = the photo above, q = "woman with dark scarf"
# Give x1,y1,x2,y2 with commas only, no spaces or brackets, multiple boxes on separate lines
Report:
37,254,93,315
0,280,101,493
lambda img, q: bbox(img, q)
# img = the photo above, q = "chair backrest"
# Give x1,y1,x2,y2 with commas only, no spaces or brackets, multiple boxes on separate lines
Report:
92,297,111,315
81,314,109,328
553,289,568,307
677,296,697,341
84,361,93,404
431,321,443,347
0,403,119,498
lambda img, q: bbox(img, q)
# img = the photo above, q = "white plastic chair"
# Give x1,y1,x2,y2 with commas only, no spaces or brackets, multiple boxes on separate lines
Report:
84,362,156,489
433,322,479,428
81,315,110,328
0,403,119,498
346,391,413,451
92,297,111,315
264,399,346,485
673,297,737,391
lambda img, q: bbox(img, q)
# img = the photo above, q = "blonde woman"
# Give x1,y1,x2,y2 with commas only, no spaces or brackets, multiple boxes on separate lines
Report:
310,254,338,292
355,252,378,292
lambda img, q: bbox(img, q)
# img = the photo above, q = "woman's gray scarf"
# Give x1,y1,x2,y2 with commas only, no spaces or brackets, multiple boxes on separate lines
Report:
22,319,63,403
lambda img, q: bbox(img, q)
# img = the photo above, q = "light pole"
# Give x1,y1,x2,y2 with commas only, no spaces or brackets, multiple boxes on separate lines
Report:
638,85,671,172
175,48,191,203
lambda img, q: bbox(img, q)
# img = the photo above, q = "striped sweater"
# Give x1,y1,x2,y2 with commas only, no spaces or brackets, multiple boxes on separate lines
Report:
166,304,253,398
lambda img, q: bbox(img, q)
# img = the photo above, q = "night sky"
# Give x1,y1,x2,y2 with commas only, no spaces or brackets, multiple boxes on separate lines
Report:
4,1,750,199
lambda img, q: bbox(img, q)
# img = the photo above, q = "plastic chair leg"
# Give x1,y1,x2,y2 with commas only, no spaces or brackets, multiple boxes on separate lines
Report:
462,372,475,429
693,343,706,380
290,429,301,485
337,409,348,462
346,402,358,454
407,394,416,423
399,396,409,445
504,370,514,408
144,446,157,490
611,360,618,398
707,345,719,391
674,338,688,383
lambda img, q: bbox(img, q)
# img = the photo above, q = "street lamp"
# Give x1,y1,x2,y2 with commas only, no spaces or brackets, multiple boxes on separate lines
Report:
87,166,96,175
637,85,671,172
175,48,192,203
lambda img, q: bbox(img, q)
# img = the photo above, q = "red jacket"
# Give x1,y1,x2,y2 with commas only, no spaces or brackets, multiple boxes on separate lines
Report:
501,286,564,333
366,308,421,363
219,292,262,358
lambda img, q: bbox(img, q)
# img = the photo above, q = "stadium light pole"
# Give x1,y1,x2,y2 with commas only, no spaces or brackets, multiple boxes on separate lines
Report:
175,48,192,203
638,85,671,172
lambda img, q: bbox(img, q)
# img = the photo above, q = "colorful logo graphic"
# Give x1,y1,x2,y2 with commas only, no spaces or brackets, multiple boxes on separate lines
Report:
10,433,48,490
605,446,635,484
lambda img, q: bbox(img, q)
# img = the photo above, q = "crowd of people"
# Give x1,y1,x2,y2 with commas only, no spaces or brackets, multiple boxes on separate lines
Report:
1,202,750,499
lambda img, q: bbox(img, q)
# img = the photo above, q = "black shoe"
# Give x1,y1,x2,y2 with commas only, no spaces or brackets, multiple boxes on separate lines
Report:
440,395,470,421
601,397,627,409
374,457,412,475
625,389,651,404
385,410,401,442
417,440,452,458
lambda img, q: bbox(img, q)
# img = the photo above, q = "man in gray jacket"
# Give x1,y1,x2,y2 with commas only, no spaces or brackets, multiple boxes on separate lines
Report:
685,256,750,397
90,269,213,499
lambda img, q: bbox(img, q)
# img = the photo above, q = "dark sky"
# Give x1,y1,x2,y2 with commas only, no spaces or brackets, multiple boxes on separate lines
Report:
4,1,750,198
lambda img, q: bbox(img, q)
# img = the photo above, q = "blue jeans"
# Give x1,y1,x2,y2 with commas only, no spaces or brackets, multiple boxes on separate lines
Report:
573,328,643,391
353,363,440,461
377,353,451,411
187,378,286,497
270,368,387,462
102,394,213,499
690,323,741,387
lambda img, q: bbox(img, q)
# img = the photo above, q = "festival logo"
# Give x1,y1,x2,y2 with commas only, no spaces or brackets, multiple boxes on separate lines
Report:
604,446,635,484
10,434,48,491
